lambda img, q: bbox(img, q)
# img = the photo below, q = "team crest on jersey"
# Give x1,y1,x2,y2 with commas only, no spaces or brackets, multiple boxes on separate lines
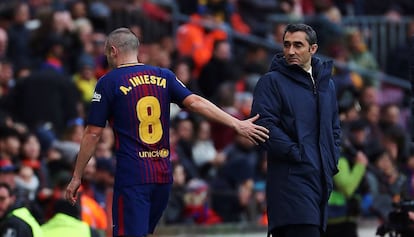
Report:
92,91,102,102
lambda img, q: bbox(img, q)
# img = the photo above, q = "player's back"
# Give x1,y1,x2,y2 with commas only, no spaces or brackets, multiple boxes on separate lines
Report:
88,64,192,186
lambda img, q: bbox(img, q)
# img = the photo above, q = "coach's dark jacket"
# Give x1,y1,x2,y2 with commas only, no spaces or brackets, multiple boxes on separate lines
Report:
251,54,341,232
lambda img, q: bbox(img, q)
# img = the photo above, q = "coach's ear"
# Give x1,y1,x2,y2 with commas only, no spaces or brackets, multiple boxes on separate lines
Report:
309,43,318,55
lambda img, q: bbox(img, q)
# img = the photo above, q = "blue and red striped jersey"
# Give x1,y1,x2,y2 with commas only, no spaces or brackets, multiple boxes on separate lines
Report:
87,64,192,186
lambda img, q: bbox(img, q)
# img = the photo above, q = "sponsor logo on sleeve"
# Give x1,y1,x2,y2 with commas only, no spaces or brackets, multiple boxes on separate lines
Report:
92,91,102,102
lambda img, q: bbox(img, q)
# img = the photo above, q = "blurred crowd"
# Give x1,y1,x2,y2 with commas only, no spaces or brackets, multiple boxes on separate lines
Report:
0,0,413,236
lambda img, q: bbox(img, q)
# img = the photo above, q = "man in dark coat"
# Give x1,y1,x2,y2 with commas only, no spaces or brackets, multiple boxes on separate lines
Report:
251,23,341,237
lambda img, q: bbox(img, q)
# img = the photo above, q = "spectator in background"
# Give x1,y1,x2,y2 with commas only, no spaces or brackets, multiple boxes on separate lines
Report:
365,148,409,221
254,153,267,225
358,85,380,110
69,158,108,235
6,2,32,74
211,133,259,223
93,158,115,209
77,156,96,201
29,9,82,75
0,58,15,99
18,133,51,202
73,53,97,112
0,27,8,59
236,179,255,222
172,112,200,181
0,159,19,195
171,57,201,96
234,92,254,119
175,11,228,77
98,126,114,151
0,126,21,162
379,103,405,131
73,17,94,54
90,31,108,78
306,0,345,56
209,82,244,151
67,0,88,21
380,124,410,167
402,144,414,197
338,98,360,126
0,159,43,222
3,65,80,138
359,103,382,144
325,133,369,237
38,34,68,74
217,133,259,190
0,182,43,237
198,40,241,101
328,44,363,98
269,22,287,48
237,0,279,37
93,158,115,236
61,118,84,145
191,119,221,180
14,165,39,203
345,27,379,86
342,119,381,162
240,45,271,93
41,199,100,237
49,118,84,165
94,141,114,160
28,8,52,68
183,178,222,225
163,163,187,224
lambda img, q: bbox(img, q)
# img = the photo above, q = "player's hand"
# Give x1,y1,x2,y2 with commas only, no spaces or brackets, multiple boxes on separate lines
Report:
65,177,81,205
236,114,269,145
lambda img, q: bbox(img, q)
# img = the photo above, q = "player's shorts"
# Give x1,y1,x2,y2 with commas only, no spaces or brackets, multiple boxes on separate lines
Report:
112,183,172,237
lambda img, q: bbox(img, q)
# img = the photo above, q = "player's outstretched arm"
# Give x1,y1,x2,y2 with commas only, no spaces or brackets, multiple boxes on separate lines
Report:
65,125,104,205
183,94,269,145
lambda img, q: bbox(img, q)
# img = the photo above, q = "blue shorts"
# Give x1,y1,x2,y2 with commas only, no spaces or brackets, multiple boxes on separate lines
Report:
112,183,172,237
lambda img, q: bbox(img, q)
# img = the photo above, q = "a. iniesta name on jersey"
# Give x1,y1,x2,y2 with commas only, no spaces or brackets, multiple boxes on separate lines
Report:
120,75,167,95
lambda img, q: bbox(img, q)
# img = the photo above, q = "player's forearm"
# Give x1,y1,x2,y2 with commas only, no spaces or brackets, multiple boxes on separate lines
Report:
72,129,102,179
186,95,238,129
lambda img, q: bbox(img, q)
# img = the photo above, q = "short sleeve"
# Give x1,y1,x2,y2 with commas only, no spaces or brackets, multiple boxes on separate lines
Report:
87,76,114,127
164,69,192,106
